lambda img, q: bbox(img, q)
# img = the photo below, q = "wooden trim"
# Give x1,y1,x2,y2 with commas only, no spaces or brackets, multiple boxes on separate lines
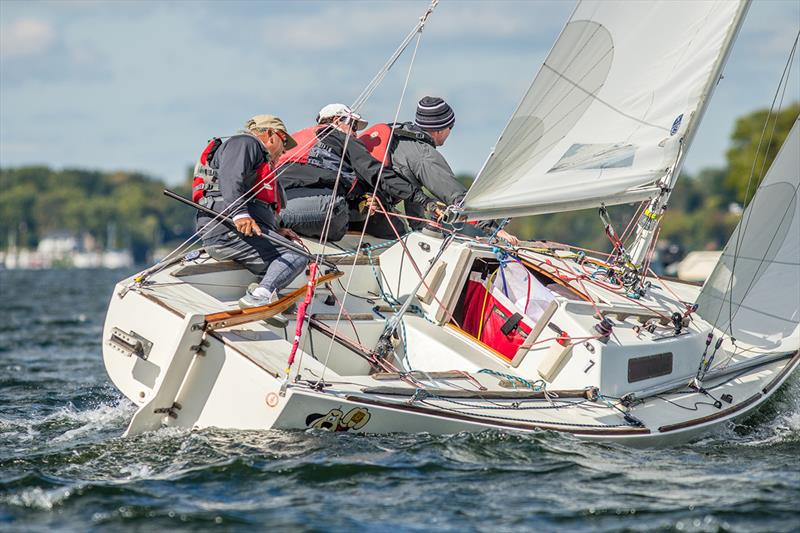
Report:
658,393,762,433
307,318,379,369
656,274,703,287
762,350,800,394
519,257,590,301
445,323,516,366
361,386,592,400
345,395,651,436
325,254,380,266
204,271,344,330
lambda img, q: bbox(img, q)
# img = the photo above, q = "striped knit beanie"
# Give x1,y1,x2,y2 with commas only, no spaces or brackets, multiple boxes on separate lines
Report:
415,96,455,131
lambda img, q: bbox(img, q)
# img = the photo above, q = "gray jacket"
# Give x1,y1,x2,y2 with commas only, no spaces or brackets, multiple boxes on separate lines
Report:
385,123,498,232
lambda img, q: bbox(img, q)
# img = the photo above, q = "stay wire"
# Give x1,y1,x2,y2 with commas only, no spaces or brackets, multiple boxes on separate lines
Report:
314,4,438,388
712,29,799,338
138,2,440,285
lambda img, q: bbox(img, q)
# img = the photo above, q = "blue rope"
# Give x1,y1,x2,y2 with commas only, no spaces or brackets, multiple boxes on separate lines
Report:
477,368,546,392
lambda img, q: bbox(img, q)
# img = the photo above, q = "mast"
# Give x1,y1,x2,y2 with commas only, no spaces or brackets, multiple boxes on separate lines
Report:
627,0,751,268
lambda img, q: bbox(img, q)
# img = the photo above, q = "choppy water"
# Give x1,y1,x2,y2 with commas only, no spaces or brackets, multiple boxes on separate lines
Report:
1,269,798,532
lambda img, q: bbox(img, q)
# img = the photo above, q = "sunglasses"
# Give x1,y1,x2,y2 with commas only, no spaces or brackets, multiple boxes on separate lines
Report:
272,130,290,148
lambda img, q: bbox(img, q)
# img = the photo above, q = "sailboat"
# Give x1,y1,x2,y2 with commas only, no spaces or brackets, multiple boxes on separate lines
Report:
102,0,799,446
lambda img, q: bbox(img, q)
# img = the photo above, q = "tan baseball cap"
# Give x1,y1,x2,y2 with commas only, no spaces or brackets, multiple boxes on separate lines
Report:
244,114,298,149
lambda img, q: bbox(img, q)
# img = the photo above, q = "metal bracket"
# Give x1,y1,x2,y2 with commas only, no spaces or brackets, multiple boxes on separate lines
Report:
153,402,182,419
107,327,153,360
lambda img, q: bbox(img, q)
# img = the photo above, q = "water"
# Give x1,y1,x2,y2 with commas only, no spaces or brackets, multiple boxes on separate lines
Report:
1,269,798,532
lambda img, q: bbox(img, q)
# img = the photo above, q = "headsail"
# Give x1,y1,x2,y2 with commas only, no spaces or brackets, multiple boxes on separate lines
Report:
462,0,749,220
696,116,800,353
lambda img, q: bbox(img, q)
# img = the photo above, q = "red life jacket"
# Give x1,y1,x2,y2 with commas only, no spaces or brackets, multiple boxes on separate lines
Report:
358,122,437,168
191,138,222,202
276,125,324,167
358,123,394,166
191,135,280,212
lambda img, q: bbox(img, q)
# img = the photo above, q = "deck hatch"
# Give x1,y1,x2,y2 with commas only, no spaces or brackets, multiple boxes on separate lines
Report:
628,352,673,383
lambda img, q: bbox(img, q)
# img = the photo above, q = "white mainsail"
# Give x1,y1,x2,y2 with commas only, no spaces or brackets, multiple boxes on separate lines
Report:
462,0,749,220
696,117,800,353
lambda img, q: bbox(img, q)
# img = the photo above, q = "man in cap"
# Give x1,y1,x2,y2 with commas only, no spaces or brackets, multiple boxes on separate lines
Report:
367,96,519,244
276,103,402,241
195,114,309,309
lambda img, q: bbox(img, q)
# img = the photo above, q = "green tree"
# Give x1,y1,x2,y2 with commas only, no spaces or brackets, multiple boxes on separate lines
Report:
725,102,799,203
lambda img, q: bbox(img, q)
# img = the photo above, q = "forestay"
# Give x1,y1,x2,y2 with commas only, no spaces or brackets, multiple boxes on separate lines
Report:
696,117,800,353
462,0,748,220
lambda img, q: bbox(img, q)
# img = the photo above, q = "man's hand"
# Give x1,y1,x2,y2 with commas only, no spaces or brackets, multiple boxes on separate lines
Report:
234,216,262,237
277,227,302,242
359,194,379,216
496,229,520,246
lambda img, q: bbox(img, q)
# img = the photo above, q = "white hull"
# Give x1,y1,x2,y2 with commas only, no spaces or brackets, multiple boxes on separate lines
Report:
103,233,799,446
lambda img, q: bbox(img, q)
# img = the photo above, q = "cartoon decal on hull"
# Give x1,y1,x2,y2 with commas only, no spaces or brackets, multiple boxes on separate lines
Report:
305,407,371,432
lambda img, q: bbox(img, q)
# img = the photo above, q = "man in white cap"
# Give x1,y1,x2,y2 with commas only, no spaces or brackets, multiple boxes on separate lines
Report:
194,114,308,309
275,103,402,241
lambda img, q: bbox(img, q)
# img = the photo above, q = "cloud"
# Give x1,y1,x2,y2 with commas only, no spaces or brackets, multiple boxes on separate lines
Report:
0,18,55,59
0,16,111,87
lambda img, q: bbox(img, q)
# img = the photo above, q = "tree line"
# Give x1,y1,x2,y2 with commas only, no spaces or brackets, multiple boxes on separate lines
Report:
1,103,796,263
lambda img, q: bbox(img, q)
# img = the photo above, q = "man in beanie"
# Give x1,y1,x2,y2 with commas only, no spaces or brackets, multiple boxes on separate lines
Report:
194,114,308,310
369,96,518,243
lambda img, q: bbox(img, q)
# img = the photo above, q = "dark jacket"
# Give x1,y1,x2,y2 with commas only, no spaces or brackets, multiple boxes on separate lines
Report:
196,133,284,239
279,125,400,200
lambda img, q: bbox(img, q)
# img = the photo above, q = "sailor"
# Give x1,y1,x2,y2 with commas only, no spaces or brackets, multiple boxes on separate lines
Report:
360,96,520,244
276,104,402,242
194,114,308,308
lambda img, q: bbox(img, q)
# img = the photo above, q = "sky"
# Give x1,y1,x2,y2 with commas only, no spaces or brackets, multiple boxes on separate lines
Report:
1,0,799,185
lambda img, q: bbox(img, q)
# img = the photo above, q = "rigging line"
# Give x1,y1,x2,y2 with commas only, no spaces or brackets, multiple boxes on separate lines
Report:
350,0,438,112
196,0,440,260
715,29,799,336
151,5,440,276
315,20,431,389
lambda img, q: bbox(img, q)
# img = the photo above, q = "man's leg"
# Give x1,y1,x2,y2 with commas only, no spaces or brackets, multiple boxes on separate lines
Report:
206,229,307,295
280,187,348,242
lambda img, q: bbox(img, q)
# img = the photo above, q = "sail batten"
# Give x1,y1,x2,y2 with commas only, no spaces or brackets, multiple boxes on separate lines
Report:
462,0,749,220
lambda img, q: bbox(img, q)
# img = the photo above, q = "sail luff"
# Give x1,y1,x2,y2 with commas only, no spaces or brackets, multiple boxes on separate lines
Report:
664,0,751,192
625,0,750,267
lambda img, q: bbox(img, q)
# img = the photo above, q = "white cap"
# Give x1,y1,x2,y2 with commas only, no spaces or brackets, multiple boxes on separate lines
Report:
316,103,368,131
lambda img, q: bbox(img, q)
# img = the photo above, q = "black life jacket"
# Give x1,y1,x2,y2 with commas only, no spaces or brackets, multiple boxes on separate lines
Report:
276,125,356,188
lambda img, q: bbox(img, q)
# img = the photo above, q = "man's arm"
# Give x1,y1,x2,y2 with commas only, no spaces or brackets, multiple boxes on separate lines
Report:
410,147,467,206
216,136,263,218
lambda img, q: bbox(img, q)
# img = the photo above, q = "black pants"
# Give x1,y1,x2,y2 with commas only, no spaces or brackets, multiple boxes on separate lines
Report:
348,206,408,239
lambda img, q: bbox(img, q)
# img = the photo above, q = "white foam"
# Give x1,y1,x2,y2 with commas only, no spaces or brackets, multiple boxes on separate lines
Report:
51,401,136,443
6,485,82,511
